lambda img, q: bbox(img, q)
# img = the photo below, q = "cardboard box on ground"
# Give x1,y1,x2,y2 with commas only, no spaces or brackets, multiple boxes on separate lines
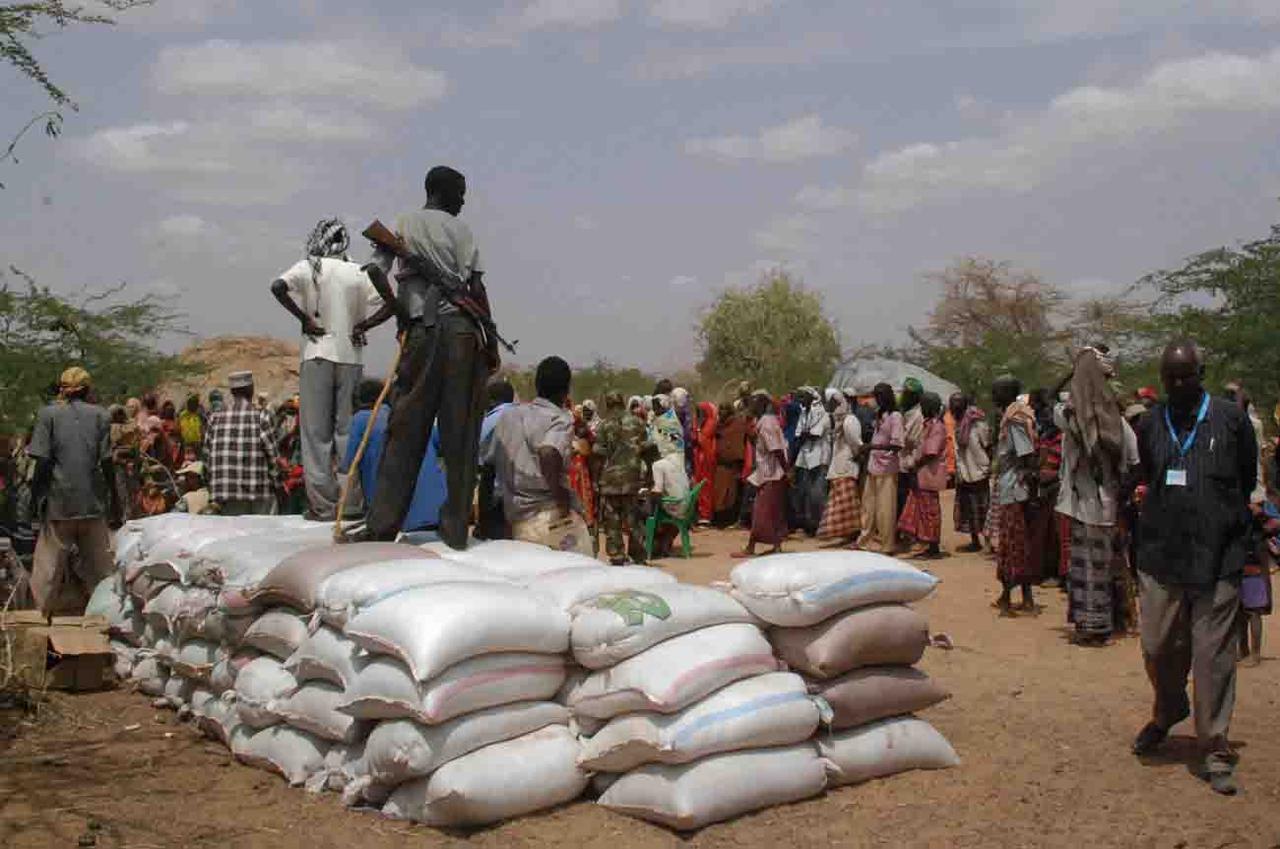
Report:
1,611,114,692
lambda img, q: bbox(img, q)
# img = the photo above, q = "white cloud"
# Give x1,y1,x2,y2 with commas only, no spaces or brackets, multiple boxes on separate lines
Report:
155,214,212,239
572,214,599,230
74,120,313,204
154,40,447,111
517,0,624,30
685,114,856,163
631,33,846,80
76,122,197,174
669,274,698,288
1013,0,1280,41
794,184,855,211
834,48,1280,214
243,104,378,143
753,213,817,255
650,0,777,29
94,0,240,32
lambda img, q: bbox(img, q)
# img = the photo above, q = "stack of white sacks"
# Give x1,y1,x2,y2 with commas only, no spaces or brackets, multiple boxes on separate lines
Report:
567,581,825,829
729,551,960,789
93,515,959,832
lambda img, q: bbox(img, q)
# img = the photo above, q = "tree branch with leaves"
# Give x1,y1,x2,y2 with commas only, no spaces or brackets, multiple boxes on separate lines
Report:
1,1,152,186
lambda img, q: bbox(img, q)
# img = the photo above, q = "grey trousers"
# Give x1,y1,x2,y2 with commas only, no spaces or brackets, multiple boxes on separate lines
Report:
31,517,114,617
300,358,363,520
1138,571,1239,758
367,315,486,546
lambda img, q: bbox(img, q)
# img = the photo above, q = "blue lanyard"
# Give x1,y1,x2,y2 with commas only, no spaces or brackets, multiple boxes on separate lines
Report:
1163,393,1210,461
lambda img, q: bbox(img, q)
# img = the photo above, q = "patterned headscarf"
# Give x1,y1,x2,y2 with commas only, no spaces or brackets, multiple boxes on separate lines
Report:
305,218,350,292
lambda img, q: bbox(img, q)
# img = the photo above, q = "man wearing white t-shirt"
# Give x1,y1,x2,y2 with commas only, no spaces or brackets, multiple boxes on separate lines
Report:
271,219,387,520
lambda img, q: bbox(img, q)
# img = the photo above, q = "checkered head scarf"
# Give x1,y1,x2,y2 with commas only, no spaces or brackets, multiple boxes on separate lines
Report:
306,218,350,272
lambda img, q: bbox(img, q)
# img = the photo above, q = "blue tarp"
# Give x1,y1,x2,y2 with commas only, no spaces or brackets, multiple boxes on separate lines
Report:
345,402,512,531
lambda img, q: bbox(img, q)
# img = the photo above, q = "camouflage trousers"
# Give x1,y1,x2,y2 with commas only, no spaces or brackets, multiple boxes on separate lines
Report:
599,493,647,565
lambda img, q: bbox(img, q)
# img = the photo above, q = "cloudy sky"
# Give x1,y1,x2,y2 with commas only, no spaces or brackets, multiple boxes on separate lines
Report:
3,0,1280,375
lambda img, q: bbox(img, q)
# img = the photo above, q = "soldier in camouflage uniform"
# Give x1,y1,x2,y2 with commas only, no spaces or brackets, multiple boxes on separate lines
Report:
592,391,651,565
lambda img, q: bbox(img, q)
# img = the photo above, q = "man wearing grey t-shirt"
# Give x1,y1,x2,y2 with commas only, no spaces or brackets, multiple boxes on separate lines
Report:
352,166,495,549
28,367,113,617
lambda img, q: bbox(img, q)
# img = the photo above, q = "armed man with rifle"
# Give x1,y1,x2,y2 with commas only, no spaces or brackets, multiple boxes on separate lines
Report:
347,165,512,549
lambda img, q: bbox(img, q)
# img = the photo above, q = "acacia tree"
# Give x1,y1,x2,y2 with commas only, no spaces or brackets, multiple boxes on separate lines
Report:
906,257,1069,399
0,267,196,432
697,269,841,395
1138,221,1280,413
2,1,152,184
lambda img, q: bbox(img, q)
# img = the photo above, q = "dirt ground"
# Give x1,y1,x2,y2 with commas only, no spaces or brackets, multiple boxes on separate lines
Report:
4,497,1280,849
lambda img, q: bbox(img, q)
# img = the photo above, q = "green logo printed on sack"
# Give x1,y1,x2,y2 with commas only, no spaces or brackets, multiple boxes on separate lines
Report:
590,590,672,626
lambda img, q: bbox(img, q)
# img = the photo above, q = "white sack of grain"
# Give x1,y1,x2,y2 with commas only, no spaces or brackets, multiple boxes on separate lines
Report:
359,701,571,791
241,609,309,660
142,583,185,635
424,538,599,582
161,674,196,709
168,587,220,642
190,529,335,603
306,741,366,795
728,551,938,627
598,743,827,830
578,672,821,773
570,584,756,669
314,558,508,628
817,716,959,786
193,692,240,745
525,565,677,612
338,654,566,724
566,623,779,720
171,639,219,681
209,649,260,696
231,724,332,786
272,682,368,744
109,640,136,680
344,582,570,681
87,575,144,645
382,725,587,827
284,626,362,689
234,656,298,729
250,543,434,611
131,655,168,696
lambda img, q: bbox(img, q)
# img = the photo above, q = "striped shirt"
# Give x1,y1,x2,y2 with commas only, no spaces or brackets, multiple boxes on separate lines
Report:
204,397,279,502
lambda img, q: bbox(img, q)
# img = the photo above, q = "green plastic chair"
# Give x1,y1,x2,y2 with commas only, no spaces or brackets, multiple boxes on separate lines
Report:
644,480,705,561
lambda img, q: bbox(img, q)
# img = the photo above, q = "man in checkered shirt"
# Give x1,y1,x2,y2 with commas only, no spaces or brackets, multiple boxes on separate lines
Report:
205,371,280,515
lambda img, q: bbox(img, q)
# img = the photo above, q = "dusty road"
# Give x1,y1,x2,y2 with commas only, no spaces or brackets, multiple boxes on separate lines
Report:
4,508,1279,849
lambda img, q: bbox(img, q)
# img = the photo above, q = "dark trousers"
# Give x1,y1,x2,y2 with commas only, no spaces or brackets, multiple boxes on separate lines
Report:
367,315,487,546
790,465,828,536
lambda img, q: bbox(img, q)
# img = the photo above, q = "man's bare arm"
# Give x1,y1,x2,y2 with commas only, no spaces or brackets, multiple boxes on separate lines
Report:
270,279,324,338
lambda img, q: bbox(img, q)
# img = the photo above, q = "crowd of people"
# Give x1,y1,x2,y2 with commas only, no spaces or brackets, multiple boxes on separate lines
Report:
5,165,1271,796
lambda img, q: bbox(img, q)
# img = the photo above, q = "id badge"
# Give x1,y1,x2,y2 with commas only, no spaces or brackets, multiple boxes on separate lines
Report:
1166,468,1188,487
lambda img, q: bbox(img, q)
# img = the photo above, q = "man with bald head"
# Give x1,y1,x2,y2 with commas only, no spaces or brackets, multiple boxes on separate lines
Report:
1132,339,1256,795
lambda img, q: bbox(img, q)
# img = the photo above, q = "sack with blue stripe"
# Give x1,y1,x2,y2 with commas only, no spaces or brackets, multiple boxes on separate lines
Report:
578,672,823,772
728,551,939,628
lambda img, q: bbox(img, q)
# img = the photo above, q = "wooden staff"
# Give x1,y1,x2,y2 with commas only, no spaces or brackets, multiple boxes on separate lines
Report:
333,334,404,542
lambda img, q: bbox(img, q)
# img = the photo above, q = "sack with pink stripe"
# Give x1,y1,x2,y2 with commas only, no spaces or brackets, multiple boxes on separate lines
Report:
338,653,567,725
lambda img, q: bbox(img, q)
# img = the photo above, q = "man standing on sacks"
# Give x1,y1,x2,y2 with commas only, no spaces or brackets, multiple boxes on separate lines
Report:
348,165,501,549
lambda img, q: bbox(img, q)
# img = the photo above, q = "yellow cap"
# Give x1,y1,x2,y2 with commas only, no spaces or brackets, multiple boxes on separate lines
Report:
59,366,92,391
